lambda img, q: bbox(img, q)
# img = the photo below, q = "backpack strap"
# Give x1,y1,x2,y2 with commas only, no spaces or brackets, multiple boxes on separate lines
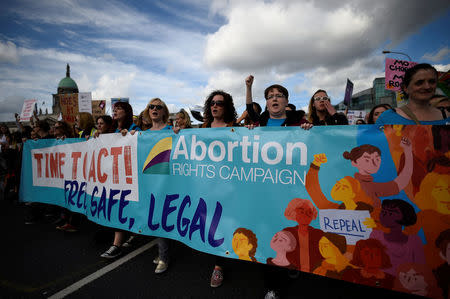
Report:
399,105,421,125
439,107,447,119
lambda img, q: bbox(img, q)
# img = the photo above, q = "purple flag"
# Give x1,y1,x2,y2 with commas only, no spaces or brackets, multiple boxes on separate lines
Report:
344,79,354,106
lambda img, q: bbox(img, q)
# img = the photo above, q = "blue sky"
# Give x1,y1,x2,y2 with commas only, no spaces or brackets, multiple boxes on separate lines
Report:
0,0,449,121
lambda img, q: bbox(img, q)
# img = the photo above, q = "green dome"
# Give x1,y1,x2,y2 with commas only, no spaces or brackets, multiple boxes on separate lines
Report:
58,76,78,89
57,64,79,93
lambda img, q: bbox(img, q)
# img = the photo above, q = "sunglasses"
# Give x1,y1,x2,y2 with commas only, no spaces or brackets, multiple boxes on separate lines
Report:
313,96,330,102
210,100,225,107
149,104,163,110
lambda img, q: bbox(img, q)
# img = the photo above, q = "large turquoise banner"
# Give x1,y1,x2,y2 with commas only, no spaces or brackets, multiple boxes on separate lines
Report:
20,126,450,298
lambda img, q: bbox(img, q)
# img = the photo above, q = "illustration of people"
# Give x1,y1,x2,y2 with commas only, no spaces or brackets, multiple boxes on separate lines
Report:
394,263,441,298
306,153,373,211
283,198,324,272
433,229,450,299
343,238,394,289
305,153,376,230
404,167,450,268
232,227,258,262
313,232,353,279
267,230,297,269
370,199,425,276
342,141,413,209
384,124,434,197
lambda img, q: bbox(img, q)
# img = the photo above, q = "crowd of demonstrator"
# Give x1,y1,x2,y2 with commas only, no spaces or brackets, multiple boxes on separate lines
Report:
1,63,449,299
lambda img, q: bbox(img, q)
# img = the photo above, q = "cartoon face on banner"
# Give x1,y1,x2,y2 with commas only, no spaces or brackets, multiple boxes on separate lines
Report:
20,126,450,298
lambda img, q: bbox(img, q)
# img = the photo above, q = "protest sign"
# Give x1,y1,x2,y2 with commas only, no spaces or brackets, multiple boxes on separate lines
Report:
78,92,92,114
20,99,37,121
20,126,449,298
319,209,372,245
92,100,106,119
385,58,417,91
346,110,366,124
59,93,79,124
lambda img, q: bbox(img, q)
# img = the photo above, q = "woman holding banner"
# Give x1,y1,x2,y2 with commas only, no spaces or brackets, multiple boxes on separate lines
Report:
142,98,172,274
199,90,238,288
75,112,97,138
100,103,140,259
376,63,449,125
96,115,114,134
201,90,238,128
141,98,172,131
56,114,97,232
112,102,140,132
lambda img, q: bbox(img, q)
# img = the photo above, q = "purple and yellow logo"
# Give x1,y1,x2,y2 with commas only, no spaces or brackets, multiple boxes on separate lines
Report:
142,137,172,174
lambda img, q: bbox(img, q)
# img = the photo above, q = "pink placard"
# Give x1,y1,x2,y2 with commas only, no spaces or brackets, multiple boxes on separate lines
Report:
385,58,417,91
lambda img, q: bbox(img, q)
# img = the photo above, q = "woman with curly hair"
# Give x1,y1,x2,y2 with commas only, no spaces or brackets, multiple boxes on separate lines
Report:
202,90,237,128
95,115,114,134
203,90,237,288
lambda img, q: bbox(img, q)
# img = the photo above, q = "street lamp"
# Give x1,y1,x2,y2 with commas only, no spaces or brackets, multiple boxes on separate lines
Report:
382,50,412,61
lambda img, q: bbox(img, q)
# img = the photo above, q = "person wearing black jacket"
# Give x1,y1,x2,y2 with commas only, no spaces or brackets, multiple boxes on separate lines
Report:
307,90,348,126
245,75,311,128
244,75,311,298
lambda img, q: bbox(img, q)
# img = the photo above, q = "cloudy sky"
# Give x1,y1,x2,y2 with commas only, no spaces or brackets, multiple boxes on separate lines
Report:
0,0,449,122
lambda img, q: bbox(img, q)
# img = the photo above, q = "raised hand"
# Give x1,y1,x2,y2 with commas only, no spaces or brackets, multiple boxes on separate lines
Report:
399,136,412,153
312,153,327,167
245,75,254,87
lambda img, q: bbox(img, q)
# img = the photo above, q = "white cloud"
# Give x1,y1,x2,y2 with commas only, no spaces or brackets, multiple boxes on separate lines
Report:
88,36,206,75
0,41,19,64
1,0,449,123
92,73,136,100
295,56,385,103
434,64,450,72
205,0,449,74
0,41,214,120
0,95,26,121
422,47,450,62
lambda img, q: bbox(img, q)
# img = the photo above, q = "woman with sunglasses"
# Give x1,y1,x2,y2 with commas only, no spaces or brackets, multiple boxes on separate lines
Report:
307,90,348,126
141,98,172,275
142,98,173,131
200,90,237,288
201,90,237,128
